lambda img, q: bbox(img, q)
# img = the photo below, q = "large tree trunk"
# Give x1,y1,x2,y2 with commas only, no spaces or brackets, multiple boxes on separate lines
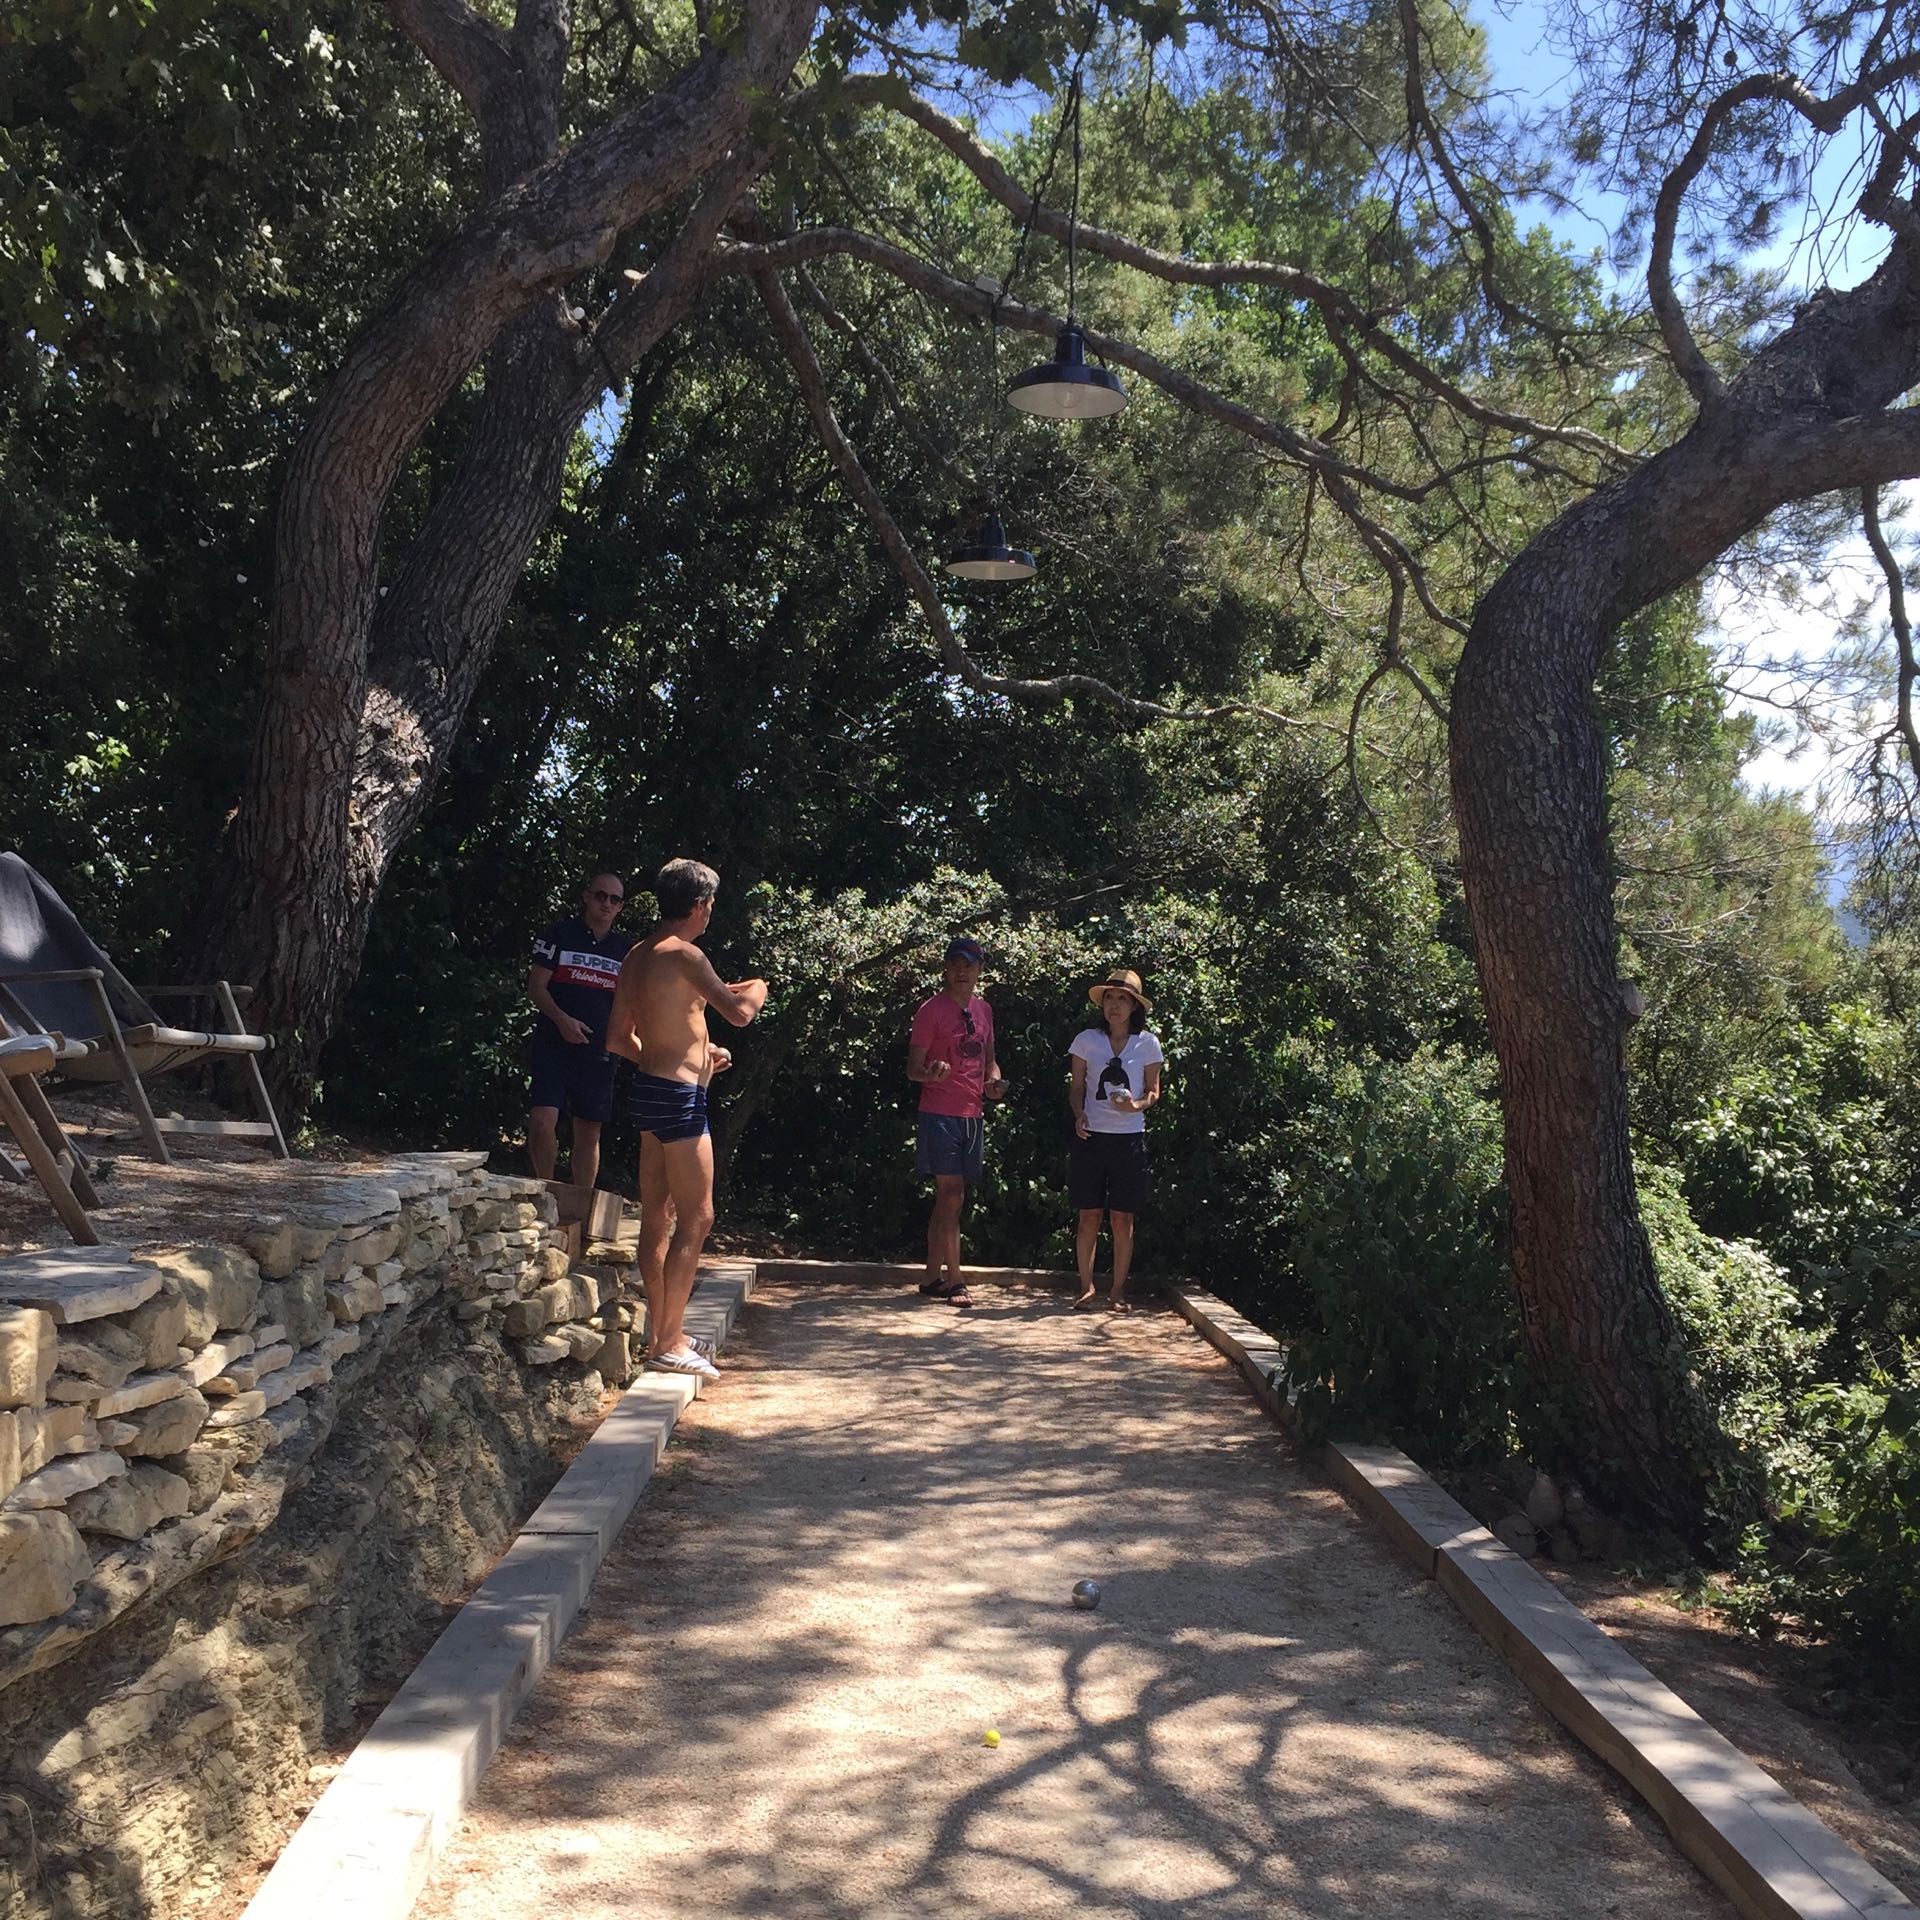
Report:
187,0,812,1111
1452,238,1920,1537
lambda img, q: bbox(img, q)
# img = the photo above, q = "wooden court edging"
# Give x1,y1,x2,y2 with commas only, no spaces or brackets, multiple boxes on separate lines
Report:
1164,1284,1292,1422
240,1264,756,1920
1165,1284,1918,1920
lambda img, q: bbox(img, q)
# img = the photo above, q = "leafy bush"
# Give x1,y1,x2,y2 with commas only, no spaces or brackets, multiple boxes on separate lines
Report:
1724,1371,1920,1667
1772,1375,1920,1664
1282,1049,1520,1462
1676,1005,1906,1276
1637,1162,1821,1520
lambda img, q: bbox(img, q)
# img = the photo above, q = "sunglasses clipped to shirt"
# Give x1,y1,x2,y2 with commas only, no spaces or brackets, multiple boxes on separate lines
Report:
958,1007,984,1060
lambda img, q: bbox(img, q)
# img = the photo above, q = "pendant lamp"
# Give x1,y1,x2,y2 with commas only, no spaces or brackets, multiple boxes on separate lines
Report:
1007,75,1128,422
1007,323,1126,419
944,510,1037,582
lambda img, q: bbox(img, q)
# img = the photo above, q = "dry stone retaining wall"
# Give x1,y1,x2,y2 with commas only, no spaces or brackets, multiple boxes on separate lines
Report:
0,1153,643,1920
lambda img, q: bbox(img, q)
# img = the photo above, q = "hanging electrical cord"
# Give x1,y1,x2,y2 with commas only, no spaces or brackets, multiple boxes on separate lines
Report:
944,12,1110,579
1006,16,1127,421
1067,71,1082,325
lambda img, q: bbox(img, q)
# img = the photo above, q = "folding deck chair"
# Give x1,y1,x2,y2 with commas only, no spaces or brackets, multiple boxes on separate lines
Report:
0,1030,101,1243
0,852,290,1164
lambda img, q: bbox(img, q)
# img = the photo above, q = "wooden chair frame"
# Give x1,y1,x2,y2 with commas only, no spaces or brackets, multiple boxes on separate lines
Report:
0,1034,101,1243
0,968,289,1164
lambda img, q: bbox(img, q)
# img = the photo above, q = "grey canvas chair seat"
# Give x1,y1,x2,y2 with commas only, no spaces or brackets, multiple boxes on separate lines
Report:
0,1031,101,1243
59,1022,270,1078
0,852,289,1163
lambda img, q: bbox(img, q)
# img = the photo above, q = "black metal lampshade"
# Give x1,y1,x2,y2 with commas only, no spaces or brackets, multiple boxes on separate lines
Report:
943,511,1037,581
1006,324,1127,420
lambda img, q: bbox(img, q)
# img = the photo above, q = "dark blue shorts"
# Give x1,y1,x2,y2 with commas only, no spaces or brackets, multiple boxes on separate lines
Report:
529,1038,617,1123
917,1112,985,1182
628,1071,709,1143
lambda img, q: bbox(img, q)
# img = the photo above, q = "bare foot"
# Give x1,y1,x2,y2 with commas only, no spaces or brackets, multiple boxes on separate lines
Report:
1071,1285,1097,1308
1107,1294,1134,1312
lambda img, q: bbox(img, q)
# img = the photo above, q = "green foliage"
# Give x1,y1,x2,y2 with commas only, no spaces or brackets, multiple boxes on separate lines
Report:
1764,1376,1920,1666
1281,1050,1521,1461
0,0,465,961
1674,1004,1919,1370
1638,1164,1818,1504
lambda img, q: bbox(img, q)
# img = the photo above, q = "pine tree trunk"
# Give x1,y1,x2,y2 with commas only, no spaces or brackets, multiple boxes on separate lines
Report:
1452,236,1920,1536
1452,521,1717,1533
185,0,813,1113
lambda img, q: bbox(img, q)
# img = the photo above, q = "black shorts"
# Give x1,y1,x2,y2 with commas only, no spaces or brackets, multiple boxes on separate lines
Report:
1070,1132,1149,1215
528,1038,618,1123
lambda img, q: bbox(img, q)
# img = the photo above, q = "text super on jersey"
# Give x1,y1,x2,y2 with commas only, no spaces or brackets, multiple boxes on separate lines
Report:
531,917,636,1049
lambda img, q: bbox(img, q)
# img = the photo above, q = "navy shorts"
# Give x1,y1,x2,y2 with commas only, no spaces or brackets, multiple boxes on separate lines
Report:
917,1113,985,1182
1070,1132,1149,1214
628,1071,709,1144
528,1038,617,1123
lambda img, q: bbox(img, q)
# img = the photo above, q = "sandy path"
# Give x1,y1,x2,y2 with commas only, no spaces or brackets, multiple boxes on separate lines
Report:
416,1280,1730,1920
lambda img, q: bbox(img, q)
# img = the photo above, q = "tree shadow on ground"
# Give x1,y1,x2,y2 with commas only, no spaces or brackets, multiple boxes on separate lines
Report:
417,1282,1731,1920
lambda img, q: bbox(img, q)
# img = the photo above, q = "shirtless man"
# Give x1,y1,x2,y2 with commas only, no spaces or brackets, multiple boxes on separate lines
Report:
605,858,767,1378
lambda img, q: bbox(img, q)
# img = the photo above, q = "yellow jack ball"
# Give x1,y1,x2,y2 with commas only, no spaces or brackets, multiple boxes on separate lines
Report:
983,1728,1001,1747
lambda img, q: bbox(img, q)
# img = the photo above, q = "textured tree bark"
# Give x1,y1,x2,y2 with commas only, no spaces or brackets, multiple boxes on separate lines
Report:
1452,239,1920,1535
188,0,814,1111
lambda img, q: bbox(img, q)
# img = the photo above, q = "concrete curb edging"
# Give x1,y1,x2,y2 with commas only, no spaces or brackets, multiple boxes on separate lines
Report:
239,1263,756,1920
1163,1283,1918,1920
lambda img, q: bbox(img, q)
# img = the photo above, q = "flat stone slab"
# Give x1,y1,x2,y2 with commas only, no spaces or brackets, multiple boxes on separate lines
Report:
285,1183,403,1231
2,1450,127,1511
94,1370,190,1417
0,1249,163,1325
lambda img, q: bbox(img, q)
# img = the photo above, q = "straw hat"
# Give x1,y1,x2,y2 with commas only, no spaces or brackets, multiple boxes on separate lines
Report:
1088,967,1152,1014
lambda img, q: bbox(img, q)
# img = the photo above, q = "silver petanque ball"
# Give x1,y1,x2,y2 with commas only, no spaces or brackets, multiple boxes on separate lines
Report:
1070,1579,1102,1611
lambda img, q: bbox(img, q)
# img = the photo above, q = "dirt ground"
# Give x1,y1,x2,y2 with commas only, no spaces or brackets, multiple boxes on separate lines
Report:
415,1279,1740,1920
1539,1567,1920,1897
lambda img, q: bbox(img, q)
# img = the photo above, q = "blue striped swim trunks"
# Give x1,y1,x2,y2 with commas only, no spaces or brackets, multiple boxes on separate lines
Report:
627,1071,709,1143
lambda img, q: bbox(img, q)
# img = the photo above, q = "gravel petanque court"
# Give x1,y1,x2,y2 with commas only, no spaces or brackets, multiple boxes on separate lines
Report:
415,1277,1731,1919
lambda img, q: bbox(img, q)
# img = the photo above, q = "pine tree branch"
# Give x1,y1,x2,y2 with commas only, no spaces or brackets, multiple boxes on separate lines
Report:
752,266,1338,739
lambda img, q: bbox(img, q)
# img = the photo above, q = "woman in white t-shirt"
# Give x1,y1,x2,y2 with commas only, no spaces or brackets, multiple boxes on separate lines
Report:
1067,968,1165,1311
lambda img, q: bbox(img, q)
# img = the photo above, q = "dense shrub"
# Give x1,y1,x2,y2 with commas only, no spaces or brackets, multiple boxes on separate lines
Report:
1676,1005,1910,1286
1281,1049,1520,1461
1722,1371,1920,1668
1638,1163,1821,1520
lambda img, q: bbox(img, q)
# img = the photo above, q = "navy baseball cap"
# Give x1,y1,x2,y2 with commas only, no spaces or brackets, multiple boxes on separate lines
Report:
945,936,985,963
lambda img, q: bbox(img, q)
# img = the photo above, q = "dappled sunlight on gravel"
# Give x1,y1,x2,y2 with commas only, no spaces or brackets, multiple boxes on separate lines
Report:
415,1280,1731,1919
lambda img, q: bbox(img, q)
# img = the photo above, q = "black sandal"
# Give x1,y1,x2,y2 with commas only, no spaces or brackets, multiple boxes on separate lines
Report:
926,1278,973,1307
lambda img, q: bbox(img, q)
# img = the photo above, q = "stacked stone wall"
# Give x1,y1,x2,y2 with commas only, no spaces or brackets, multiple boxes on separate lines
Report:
0,1152,641,1919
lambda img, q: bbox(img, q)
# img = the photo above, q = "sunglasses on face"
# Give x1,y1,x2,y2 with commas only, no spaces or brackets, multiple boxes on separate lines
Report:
587,888,624,906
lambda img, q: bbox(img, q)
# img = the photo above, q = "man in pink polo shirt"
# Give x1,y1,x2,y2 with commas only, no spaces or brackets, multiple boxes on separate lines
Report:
907,936,1007,1308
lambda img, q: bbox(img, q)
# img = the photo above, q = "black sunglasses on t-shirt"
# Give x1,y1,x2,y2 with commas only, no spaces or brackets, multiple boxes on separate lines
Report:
958,1006,983,1060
